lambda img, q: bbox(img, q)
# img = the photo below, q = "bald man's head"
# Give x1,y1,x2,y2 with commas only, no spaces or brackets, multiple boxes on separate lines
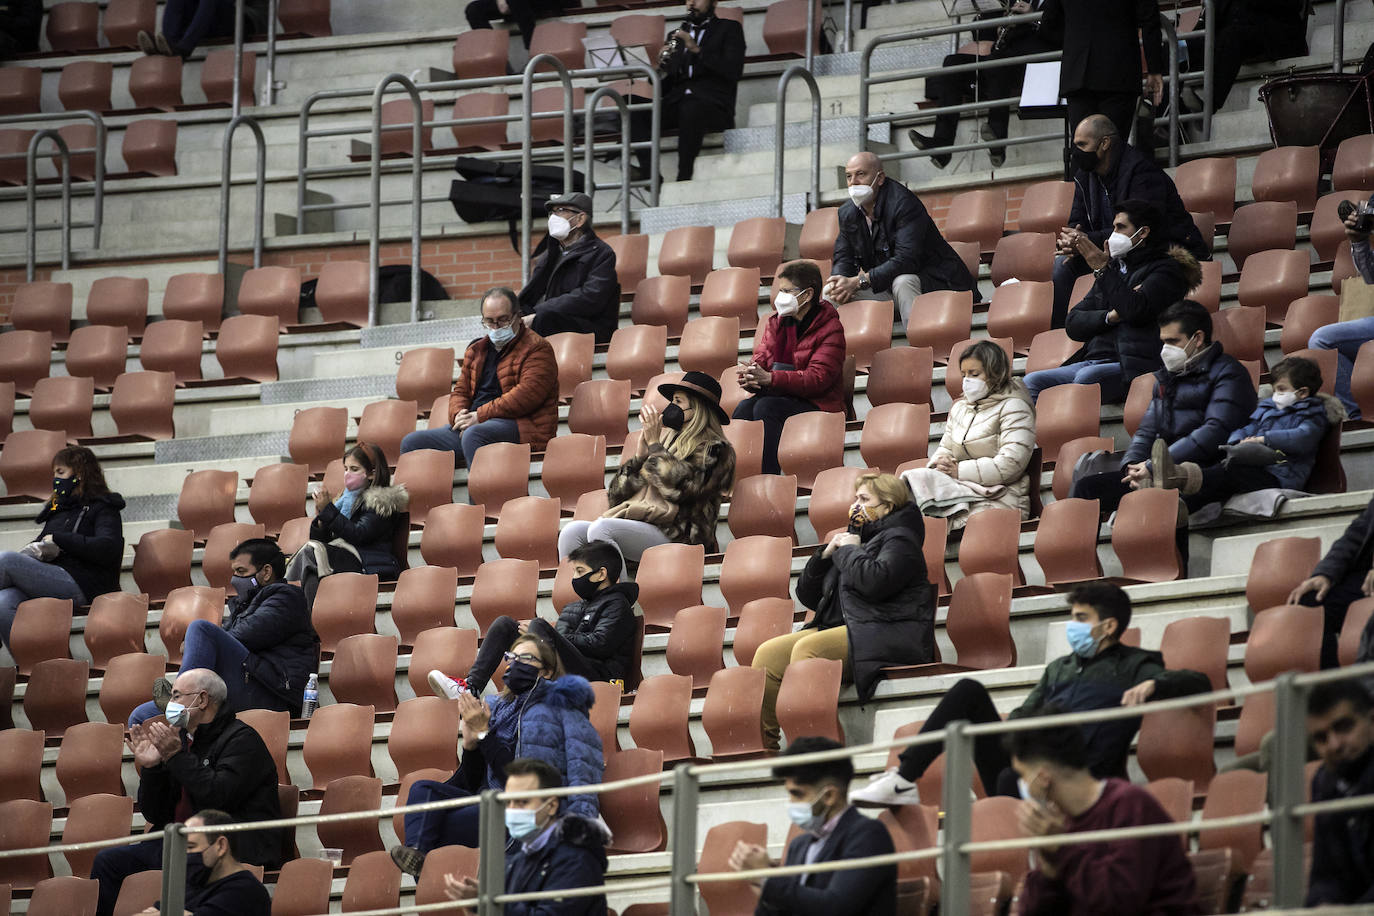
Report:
844,153,885,200
1071,115,1120,175
1073,115,1118,146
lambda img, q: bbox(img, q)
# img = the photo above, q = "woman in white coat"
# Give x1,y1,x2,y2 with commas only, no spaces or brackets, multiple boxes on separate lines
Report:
903,340,1037,528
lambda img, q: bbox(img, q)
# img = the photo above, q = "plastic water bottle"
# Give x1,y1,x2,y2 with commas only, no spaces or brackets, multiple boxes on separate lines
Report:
303,673,319,720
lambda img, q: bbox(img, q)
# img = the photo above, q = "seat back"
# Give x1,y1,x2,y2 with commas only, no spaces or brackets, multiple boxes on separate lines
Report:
1111,488,1184,582
657,225,715,283
567,379,631,447
312,573,380,653
945,189,1006,253
665,604,727,688
905,290,974,364
698,821,768,916
469,558,539,634
303,703,376,791
636,543,706,630
247,463,309,536
407,627,478,698
947,572,1016,668
700,266,763,322
29,375,95,440
728,216,787,276
1246,536,1322,615
1033,498,1102,586
216,314,280,382
776,657,844,745
330,634,399,712
727,474,798,541
339,850,402,912
389,696,461,778
867,346,933,408
629,673,697,762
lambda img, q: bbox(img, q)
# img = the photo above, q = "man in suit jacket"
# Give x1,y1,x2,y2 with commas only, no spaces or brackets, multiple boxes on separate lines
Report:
728,736,897,916
1039,0,1164,140
657,0,746,182
828,151,975,324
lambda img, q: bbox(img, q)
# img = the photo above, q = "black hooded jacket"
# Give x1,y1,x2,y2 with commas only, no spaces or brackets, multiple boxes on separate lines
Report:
1067,143,1210,261
225,581,320,716
795,503,936,702
33,490,126,603
554,581,639,682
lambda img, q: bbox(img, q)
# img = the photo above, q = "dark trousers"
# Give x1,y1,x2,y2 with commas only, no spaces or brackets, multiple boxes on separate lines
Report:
403,780,482,852
466,615,596,694
732,394,818,476
633,94,735,182
925,51,1028,148
1069,468,1133,515
161,0,236,55
894,678,1015,796
1185,463,1282,512
1051,254,1088,329
1066,91,1138,144
92,838,206,916
465,0,535,48
1300,572,1367,670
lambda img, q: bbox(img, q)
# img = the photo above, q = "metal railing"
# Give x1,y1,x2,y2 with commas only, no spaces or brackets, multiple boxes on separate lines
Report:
11,661,1364,916
25,130,72,279
367,74,426,325
217,115,267,277
1334,0,1348,72
774,65,822,217
583,86,636,236
2,111,105,269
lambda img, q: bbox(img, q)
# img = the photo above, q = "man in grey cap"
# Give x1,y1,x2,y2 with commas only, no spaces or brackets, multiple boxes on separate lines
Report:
518,192,621,343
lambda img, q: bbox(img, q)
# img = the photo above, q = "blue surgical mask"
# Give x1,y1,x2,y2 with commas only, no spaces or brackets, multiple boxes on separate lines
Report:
786,789,830,834
165,701,190,728
1064,620,1100,658
488,324,516,348
505,807,540,840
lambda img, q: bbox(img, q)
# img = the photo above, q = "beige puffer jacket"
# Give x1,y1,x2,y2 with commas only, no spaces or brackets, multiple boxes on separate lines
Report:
932,380,1038,517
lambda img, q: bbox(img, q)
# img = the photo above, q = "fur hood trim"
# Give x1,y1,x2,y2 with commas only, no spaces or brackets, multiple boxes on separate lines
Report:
555,814,615,850
362,484,409,517
1167,245,1204,291
539,674,596,714
1319,392,1350,426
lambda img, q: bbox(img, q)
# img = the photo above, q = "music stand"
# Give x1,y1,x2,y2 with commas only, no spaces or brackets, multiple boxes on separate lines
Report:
1017,60,1071,179
939,0,1005,15
581,35,653,71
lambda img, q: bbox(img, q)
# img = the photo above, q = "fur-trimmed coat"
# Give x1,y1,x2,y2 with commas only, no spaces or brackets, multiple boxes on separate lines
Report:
1222,392,1346,490
309,484,409,579
931,381,1038,518
504,814,609,916
608,439,736,553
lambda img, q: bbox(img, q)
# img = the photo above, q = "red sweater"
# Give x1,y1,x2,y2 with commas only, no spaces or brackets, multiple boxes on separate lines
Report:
750,300,848,414
1019,779,1201,916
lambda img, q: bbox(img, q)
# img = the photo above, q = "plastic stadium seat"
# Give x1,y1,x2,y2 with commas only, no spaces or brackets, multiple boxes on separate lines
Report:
1034,383,1101,458
271,856,333,916
987,280,1052,354
354,400,418,466
0,799,51,888
1311,192,1355,261
315,775,385,865
629,673,697,763
1111,488,1184,582
1138,705,1217,790
1332,134,1374,192
629,277,691,336
699,267,762,323
48,0,101,50
1235,604,1323,756
1032,498,1102,585
85,277,149,339
697,821,767,916
0,129,32,186
306,260,369,327
1286,347,1339,396
1185,260,1221,315
1226,201,1298,270
215,314,280,382
678,316,742,380
540,434,607,513
407,627,477,700
1198,769,1267,871
806,466,874,545
139,319,202,383
339,849,401,912
940,571,1013,668
394,348,454,410
798,207,839,260
11,281,73,342
1174,156,1236,221
0,67,40,116
158,585,225,663
55,721,124,803
0,428,66,501
970,796,1029,883
607,324,670,392
1339,597,1374,667
303,703,375,791
945,189,1006,253
28,376,95,440
414,845,481,912
127,54,185,111
866,346,933,409
82,592,150,669
492,495,560,569
1122,373,1157,439
1016,180,1074,233
598,234,648,293
9,597,73,675
98,652,169,726
529,21,588,69
102,0,155,46
1023,328,1078,375
1355,341,1374,421
201,48,255,108
956,506,1023,582
130,529,195,603
120,118,178,178
1144,777,1195,834
329,634,399,712
727,474,798,541
636,543,706,630
466,441,530,516
944,337,1013,401
48,122,97,182
1190,210,1215,255
1246,536,1321,616
452,29,510,79
24,659,89,735
776,657,844,745
527,85,587,144
418,503,486,576
858,403,930,474
375,97,435,159
719,534,792,619
1280,295,1340,353
776,411,845,489
388,695,460,778
108,370,176,440
61,794,134,881
235,266,299,325
229,710,288,788
568,378,631,447
201,522,263,592
450,91,509,151
722,416,764,484
1210,305,1267,365
762,0,822,55
546,332,595,402
285,406,346,476
732,596,795,667
838,298,894,370
247,462,309,537
0,728,45,804
468,558,538,635
0,331,53,397
953,242,984,284
602,747,667,853
312,573,379,654
989,232,1055,286
174,469,237,543
57,327,122,394
390,566,459,646
276,513,311,554
392,447,451,527
28,875,97,916
1250,144,1320,211
666,604,727,689
658,225,715,284
727,217,787,276
577,681,619,759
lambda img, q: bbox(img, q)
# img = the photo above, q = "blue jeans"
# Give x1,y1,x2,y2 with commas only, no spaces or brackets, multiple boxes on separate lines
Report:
399,417,520,468
1023,359,1125,404
1308,316,1374,419
129,619,290,725
403,779,482,851
0,550,87,647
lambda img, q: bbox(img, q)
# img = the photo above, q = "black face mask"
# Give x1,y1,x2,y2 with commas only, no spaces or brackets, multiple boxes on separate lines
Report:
51,476,79,502
661,403,687,431
571,571,602,601
504,660,541,693
1070,144,1101,173
229,574,260,599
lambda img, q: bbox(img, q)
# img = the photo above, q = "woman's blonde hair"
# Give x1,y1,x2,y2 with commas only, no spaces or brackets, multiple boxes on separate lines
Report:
661,390,724,459
958,340,1013,393
854,472,912,511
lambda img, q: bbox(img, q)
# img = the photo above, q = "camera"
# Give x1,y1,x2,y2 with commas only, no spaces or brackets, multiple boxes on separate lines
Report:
1337,198,1374,233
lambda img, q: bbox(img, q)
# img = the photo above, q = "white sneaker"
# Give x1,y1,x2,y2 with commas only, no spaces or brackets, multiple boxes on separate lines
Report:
850,768,922,807
427,669,464,700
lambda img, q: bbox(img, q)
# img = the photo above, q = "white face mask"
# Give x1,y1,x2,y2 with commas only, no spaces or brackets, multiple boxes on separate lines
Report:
774,291,801,317
1106,227,1142,259
548,213,573,240
848,183,875,206
962,377,989,402
1160,343,1190,373
1271,390,1299,410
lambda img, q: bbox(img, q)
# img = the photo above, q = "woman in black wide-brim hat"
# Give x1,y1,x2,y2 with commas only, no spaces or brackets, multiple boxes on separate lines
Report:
557,370,736,566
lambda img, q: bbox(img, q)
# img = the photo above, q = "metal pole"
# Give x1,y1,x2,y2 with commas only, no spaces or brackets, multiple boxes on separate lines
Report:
90,113,104,248
1334,0,1347,73
774,67,823,217
668,764,699,916
520,54,573,286
264,0,279,105
1270,673,1307,908
1163,14,1180,168
584,88,633,235
1202,0,1215,139
842,0,852,53
232,0,244,118
476,788,506,916
160,825,187,916
366,73,425,326
804,0,815,71
218,116,267,277
25,130,71,281
939,720,974,916
858,40,872,154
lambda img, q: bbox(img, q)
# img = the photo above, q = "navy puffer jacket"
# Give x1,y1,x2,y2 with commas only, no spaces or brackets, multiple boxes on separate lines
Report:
1223,393,1344,490
1122,341,1257,468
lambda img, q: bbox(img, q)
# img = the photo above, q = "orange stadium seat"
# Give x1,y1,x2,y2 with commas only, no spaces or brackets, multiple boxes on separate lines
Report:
945,189,1006,254
665,604,727,689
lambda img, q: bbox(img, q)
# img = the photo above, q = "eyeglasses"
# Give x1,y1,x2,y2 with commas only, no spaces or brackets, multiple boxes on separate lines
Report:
549,206,581,217
481,314,516,330
503,652,542,665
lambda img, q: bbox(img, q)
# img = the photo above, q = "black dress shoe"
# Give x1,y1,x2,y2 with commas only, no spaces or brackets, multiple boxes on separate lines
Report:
907,128,935,149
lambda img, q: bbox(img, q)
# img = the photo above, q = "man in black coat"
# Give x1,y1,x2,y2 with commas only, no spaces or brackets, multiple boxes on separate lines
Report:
519,192,621,343
651,0,746,182
91,669,284,916
1038,0,1163,140
1305,678,1374,906
729,736,897,916
1052,115,1208,326
1188,0,1308,112
1290,492,1374,669
828,151,975,324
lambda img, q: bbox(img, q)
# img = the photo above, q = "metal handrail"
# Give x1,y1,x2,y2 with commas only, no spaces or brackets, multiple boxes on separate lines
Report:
521,54,577,287
264,0,280,104
774,65,822,217
217,115,267,277
582,86,635,236
25,130,72,280
805,0,816,70
2,111,105,252
232,0,246,119
367,73,425,326
1334,0,1348,72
